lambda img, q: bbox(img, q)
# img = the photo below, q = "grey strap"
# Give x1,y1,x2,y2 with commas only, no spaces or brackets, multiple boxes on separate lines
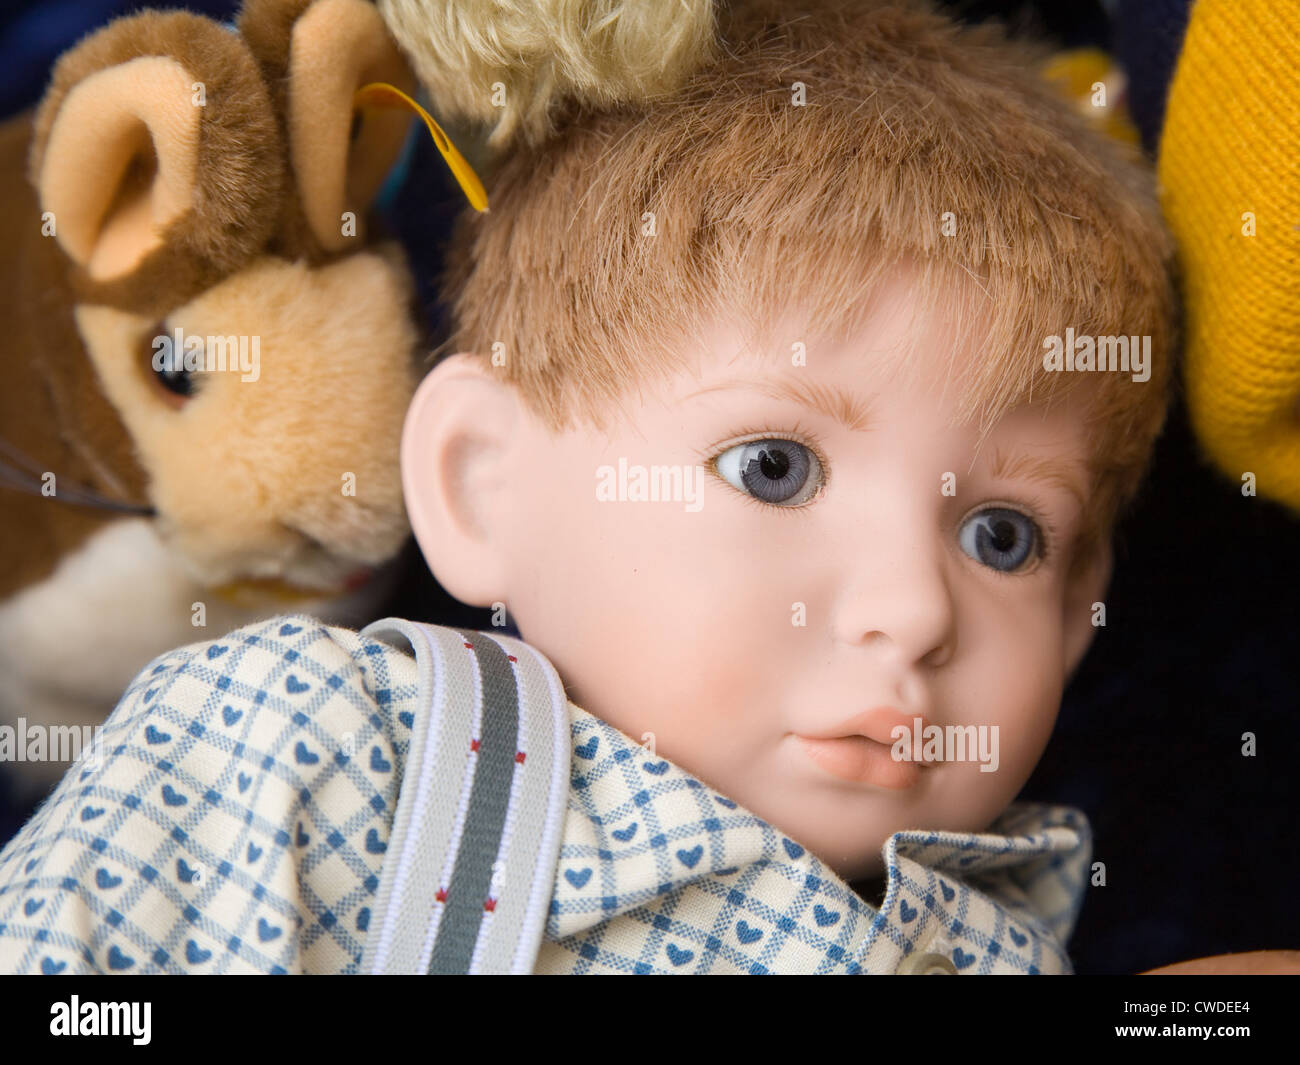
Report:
358,620,570,974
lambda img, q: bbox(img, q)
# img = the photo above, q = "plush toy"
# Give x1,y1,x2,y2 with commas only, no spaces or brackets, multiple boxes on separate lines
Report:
1153,0,1300,514
0,0,436,790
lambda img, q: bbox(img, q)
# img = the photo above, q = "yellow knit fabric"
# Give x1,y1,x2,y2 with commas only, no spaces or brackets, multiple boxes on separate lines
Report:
1158,0,1300,511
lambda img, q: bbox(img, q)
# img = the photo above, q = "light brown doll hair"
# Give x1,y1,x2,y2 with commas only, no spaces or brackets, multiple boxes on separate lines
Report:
393,0,1177,574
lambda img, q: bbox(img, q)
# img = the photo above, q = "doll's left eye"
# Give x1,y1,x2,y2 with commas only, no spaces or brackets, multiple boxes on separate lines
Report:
958,507,1041,572
713,438,823,506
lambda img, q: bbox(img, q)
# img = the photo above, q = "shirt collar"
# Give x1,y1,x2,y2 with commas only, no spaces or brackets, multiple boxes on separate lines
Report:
545,705,1089,974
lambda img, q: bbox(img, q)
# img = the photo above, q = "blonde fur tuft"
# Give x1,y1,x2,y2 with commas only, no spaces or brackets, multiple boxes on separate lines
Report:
377,0,717,148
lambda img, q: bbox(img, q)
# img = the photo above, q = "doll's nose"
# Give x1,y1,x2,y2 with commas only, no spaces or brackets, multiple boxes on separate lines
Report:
832,532,956,669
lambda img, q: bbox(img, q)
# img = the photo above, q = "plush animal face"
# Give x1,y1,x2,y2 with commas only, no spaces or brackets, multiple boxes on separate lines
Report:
74,250,416,590
22,0,421,598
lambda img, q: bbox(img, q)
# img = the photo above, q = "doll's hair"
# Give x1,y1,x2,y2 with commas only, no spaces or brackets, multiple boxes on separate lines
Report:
387,0,1177,570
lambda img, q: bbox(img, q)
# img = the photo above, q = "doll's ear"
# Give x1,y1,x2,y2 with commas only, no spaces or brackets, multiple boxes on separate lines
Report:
1061,541,1114,679
401,354,522,608
241,0,417,252
29,11,281,305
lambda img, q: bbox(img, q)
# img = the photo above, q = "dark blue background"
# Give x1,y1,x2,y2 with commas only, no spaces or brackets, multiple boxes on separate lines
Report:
2,0,1295,974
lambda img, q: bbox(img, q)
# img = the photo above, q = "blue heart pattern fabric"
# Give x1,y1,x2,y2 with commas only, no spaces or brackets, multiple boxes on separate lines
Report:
537,706,1089,974
0,614,1087,975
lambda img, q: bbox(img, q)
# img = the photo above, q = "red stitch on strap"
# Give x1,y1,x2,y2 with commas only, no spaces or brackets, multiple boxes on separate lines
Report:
464,642,474,649
435,888,447,902
515,751,526,764
507,655,517,663
471,738,480,752
484,898,497,912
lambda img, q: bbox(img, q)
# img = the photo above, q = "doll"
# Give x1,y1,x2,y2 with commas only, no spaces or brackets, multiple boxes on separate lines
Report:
0,0,1195,973
0,0,428,793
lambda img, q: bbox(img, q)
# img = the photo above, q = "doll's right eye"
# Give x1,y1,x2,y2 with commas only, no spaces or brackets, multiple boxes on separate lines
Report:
713,438,824,506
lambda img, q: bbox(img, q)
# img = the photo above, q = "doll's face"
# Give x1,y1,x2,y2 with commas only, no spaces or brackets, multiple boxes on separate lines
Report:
412,273,1108,882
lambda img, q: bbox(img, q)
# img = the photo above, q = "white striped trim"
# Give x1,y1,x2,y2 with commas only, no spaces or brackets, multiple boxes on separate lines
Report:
368,623,451,972
509,638,571,974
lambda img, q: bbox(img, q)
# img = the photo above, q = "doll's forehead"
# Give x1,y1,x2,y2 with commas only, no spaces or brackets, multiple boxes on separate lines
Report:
667,316,975,427
678,282,970,394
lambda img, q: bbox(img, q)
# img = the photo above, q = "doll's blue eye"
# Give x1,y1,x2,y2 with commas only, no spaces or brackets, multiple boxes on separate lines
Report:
958,508,1040,572
714,439,822,506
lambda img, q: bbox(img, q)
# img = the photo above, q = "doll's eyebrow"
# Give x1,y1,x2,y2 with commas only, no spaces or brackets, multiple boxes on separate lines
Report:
988,449,1088,508
683,377,874,432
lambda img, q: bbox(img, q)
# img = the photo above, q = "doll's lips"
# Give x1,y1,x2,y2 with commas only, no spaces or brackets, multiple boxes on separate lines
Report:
794,707,933,788
795,735,922,788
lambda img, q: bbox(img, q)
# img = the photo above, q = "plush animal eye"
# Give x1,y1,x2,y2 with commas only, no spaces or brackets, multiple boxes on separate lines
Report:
958,507,1041,572
155,361,197,397
714,438,823,506
148,325,200,400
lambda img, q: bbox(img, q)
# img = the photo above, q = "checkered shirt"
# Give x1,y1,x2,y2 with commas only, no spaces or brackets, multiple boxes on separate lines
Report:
0,614,1089,974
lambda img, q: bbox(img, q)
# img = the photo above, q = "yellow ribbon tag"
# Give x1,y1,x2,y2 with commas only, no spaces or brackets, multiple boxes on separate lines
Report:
354,82,489,212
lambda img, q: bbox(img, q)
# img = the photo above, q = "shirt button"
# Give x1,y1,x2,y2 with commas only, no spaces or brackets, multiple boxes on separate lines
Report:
897,951,958,975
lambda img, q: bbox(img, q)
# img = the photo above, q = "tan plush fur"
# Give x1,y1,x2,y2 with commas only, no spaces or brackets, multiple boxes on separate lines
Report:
40,57,202,281
30,10,284,317
1,0,423,789
74,252,416,588
0,119,149,600
393,0,1177,569
286,0,417,250
240,0,416,260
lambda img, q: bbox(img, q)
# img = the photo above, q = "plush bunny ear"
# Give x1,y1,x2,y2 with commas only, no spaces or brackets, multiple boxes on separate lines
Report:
241,0,417,253
29,11,283,313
